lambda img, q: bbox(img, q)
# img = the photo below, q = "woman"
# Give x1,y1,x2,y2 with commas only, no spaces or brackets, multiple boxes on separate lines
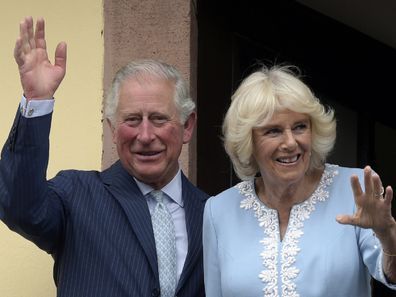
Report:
203,65,396,296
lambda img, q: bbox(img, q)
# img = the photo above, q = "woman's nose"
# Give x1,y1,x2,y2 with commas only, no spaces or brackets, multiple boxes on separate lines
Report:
281,130,297,150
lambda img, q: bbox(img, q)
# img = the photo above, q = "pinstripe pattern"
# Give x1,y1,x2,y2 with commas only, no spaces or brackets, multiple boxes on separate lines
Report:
0,110,209,297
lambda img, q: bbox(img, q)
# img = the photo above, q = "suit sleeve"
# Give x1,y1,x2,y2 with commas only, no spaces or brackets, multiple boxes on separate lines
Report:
0,108,65,253
203,197,223,297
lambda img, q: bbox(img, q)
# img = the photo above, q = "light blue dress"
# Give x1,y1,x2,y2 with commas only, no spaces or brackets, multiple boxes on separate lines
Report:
203,164,396,297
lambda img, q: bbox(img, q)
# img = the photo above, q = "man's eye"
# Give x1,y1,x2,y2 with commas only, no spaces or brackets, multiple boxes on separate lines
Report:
151,116,168,125
125,117,141,126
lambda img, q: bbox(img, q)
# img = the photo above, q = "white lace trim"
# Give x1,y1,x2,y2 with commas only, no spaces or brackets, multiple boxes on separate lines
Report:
238,164,338,297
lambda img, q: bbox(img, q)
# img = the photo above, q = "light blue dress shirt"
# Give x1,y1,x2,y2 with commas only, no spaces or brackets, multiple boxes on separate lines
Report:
135,170,187,282
20,95,54,118
203,164,396,297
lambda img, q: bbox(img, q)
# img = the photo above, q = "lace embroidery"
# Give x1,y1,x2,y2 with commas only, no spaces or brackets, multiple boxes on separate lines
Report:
238,164,338,297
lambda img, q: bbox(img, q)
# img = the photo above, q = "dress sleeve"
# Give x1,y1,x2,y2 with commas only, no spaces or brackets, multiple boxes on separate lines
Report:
203,197,223,297
359,226,396,290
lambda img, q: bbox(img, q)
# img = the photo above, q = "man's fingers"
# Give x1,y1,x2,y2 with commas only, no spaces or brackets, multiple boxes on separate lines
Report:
14,37,25,66
34,17,46,49
54,42,67,73
27,17,36,50
20,19,30,55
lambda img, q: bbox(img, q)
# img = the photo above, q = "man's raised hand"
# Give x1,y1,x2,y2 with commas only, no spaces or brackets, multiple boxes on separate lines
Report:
14,16,67,100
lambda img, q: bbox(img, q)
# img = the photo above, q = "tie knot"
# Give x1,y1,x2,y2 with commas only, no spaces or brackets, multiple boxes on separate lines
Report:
150,190,164,203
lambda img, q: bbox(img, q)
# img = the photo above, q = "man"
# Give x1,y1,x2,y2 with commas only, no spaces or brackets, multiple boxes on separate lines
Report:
0,16,208,297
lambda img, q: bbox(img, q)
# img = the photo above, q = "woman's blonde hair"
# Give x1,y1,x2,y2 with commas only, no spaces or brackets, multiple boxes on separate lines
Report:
223,65,336,180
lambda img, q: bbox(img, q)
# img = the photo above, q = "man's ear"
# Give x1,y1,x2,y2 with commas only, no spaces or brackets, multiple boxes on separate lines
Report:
182,112,196,144
107,118,116,143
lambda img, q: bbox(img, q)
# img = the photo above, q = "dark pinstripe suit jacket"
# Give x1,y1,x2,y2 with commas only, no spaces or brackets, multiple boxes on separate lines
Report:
0,110,209,297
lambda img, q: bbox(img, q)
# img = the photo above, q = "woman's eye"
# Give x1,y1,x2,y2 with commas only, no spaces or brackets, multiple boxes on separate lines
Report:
293,123,308,132
265,128,281,136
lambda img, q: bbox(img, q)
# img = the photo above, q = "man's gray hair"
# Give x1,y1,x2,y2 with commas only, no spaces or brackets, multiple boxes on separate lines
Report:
104,59,195,124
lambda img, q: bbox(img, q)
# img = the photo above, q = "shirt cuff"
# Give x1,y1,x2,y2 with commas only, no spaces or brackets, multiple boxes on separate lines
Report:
20,95,55,118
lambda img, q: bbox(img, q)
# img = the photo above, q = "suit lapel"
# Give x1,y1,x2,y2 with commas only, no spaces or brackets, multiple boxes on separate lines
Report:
101,165,208,288
100,161,158,275
177,173,208,289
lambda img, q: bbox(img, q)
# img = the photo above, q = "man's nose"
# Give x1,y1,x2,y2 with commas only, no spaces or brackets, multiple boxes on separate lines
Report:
137,120,155,143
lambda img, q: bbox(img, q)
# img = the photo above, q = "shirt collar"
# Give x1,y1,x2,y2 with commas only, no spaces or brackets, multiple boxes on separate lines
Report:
134,170,184,207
